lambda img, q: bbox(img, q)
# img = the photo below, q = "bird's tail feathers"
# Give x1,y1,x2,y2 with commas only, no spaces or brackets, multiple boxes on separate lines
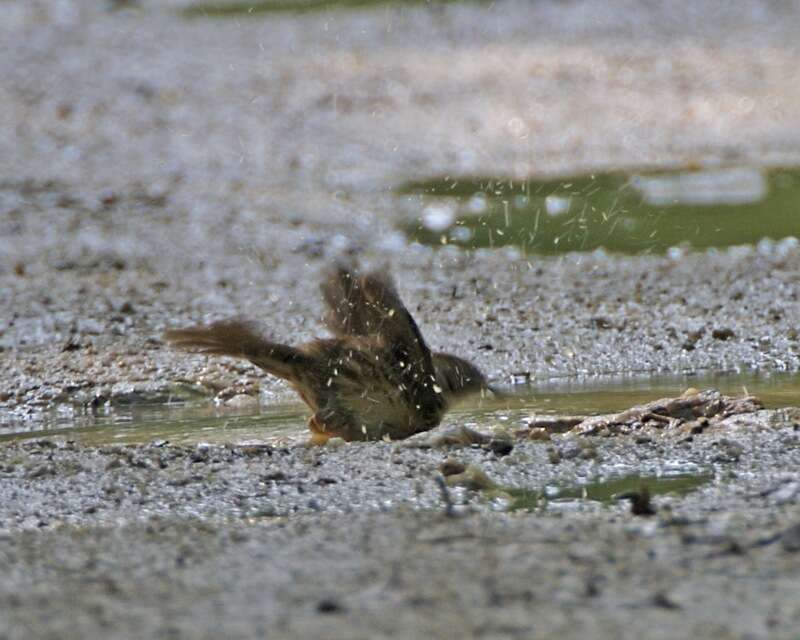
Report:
163,319,308,381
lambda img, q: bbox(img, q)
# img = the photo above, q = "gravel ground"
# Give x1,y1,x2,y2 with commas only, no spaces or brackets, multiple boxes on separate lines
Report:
1,0,800,638
1,414,800,639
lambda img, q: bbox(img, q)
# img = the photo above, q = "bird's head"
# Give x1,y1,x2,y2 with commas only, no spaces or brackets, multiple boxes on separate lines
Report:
432,352,497,401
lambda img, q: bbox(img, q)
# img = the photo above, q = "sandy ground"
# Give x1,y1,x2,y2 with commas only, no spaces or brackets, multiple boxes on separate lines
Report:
2,0,800,638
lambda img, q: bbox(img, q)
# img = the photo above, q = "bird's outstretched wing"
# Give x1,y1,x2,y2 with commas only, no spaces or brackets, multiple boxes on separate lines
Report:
321,265,432,356
163,319,310,381
320,265,443,414
321,265,391,336
320,265,423,343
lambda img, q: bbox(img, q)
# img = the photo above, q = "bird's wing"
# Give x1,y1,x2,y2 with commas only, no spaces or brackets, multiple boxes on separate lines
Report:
320,265,443,415
320,265,431,359
320,265,417,341
320,265,379,337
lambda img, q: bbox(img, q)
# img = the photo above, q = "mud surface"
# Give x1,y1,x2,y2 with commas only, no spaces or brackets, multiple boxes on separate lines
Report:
2,0,800,638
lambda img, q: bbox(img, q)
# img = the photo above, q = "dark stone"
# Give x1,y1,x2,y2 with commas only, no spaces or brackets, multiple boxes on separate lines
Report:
316,599,345,614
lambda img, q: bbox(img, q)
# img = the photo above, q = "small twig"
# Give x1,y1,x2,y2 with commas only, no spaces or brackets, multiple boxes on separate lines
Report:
434,474,456,518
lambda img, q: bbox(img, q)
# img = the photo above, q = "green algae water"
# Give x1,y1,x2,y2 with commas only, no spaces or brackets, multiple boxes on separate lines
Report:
399,168,800,254
0,370,797,447
500,472,713,513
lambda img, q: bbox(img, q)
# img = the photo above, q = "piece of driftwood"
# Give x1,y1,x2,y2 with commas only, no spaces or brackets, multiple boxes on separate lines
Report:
527,389,764,437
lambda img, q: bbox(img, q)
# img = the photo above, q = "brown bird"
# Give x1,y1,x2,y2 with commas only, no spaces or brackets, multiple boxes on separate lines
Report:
163,266,492,443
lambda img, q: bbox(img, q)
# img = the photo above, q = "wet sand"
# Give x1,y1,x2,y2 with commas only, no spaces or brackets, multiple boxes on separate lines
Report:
2,0,800,638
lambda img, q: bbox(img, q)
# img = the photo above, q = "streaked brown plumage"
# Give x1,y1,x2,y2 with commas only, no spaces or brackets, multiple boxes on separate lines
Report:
163,266,491,443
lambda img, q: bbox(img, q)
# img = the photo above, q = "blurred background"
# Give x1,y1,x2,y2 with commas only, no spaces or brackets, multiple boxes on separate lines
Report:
3,0,800,277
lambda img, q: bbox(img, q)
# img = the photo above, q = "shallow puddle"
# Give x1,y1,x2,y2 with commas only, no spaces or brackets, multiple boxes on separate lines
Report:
500,471,713,512
0,403,310,448
493,369,800,415
399,167,800,254
0,370,796,447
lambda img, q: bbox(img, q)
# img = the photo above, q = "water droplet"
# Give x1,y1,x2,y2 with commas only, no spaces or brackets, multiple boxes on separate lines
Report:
467,193,488,214
422,203,455,231
545,195,571,217
450,226,473,243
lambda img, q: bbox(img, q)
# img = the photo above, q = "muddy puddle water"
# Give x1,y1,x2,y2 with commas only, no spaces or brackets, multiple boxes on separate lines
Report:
1,371,797,447
0,402,311,448
400,167,800,254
